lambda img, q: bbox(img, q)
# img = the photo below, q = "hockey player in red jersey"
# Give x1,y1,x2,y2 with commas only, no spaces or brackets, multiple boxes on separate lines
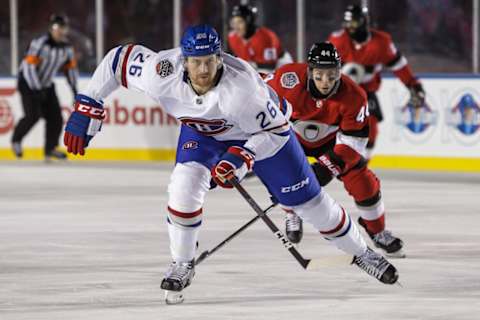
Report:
228,4,293,73
329,4,425,158
266,42,404,257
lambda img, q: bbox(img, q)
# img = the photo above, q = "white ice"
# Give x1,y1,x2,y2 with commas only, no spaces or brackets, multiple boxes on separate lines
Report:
1,162,479,320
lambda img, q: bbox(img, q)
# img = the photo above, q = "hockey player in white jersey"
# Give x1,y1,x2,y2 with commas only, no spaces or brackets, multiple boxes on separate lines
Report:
63,25,398,304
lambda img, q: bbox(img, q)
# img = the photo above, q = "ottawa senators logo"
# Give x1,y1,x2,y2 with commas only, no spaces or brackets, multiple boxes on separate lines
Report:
179,117,233,136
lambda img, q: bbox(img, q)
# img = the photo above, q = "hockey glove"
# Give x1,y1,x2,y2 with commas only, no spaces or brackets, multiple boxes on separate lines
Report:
211,146,255,188
311,162,335,187
408,83,425,109
64,94,105,156
316,144,363,179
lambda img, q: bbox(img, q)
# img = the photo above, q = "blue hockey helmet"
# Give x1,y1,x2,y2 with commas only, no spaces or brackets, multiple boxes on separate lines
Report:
181,24,221,57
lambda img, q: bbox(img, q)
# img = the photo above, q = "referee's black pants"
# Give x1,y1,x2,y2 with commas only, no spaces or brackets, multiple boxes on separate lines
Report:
11,76,63,154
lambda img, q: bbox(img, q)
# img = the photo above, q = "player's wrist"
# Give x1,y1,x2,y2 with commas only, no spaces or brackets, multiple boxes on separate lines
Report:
225,146,255,170
73,94,105,120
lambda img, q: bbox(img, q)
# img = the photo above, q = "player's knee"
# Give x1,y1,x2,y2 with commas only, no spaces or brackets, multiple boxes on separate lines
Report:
167,162,210,227
292,191,347,235
168,162,210,209
342,166,380,201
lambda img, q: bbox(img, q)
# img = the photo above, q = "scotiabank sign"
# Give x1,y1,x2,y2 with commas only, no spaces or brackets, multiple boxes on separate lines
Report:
60,99,179,127
0,78,179,149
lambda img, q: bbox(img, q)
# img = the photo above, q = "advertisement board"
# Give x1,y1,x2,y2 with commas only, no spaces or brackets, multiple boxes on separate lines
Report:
1,76,479,171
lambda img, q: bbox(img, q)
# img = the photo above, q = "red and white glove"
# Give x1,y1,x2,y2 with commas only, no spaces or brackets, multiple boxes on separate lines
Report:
211,146,255,188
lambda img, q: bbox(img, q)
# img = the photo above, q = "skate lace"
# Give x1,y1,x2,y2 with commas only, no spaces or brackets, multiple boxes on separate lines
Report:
373,230,396,246
285,213,301,231
354,249,390,280
167,262,193,283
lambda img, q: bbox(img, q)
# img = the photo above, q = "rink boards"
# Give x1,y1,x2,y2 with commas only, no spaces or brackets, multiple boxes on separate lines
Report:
0,76,479,171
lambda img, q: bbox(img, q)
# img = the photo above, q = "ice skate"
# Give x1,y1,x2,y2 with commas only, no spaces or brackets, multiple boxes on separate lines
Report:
45,149,67,162
353,247,399,284
285,212,303,244
358,217,405,258
161,260,195,305
12,142,23,159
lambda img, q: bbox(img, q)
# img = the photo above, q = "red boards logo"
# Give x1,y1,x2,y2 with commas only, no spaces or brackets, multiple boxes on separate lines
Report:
0,88,16,135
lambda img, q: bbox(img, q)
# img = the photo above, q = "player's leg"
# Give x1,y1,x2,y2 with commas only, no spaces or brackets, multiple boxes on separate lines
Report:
43,86,66,160
253,131,398,283
161,162,210,291
161,125,226,303
341,165,405,257
11,77,42,158
284,141,335,244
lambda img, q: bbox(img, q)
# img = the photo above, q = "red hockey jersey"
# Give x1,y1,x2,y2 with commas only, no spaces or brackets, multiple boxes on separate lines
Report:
228,27,283,69
328,28,419,93
266,63,369,152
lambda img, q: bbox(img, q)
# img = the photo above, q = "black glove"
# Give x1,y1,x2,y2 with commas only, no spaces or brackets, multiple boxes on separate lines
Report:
311,162,334,187
408,83,425,109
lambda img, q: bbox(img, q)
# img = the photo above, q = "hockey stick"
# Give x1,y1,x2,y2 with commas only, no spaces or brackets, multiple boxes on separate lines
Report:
195,202,277,266
229,177,353,270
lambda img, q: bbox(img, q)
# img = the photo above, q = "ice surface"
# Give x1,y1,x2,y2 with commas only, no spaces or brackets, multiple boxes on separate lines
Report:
1,162,479,320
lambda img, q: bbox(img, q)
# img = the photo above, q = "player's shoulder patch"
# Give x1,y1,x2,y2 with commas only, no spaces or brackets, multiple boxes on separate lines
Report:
281,72,300,89
330,29,345,38
156,59,174,78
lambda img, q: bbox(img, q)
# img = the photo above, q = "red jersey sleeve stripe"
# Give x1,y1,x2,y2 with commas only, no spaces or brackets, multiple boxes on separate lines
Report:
121,44,135,88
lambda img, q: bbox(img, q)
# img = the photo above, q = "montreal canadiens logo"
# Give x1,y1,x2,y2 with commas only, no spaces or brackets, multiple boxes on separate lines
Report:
182,140,198,150
179,117,233,136
0,99,14,135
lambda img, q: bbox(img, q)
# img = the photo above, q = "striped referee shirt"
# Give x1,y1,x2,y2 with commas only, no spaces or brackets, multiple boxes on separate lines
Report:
19,33,78,93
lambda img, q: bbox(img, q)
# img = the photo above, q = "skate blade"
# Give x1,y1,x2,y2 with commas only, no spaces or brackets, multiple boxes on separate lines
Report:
306,254,353,270
164,290,185,305
385,249,406,259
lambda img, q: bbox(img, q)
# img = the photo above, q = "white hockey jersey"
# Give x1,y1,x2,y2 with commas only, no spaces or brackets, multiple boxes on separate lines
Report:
83,44,290,160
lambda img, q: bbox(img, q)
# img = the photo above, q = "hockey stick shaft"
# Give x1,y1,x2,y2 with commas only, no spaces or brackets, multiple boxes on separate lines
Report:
229,178,311,269
195,202,277,266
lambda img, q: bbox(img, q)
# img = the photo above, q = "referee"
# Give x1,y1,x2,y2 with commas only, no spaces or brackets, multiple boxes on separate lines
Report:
11,14,78,160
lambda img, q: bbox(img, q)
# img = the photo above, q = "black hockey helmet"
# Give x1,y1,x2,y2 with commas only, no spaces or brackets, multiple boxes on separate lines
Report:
307,42,341,70
49,13,69,28
231,4,257,27
343,4,369,42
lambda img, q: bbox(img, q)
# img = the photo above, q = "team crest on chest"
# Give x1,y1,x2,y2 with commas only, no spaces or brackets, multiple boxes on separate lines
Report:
156,60,174,78
281,72,300,89
179,117,233,136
